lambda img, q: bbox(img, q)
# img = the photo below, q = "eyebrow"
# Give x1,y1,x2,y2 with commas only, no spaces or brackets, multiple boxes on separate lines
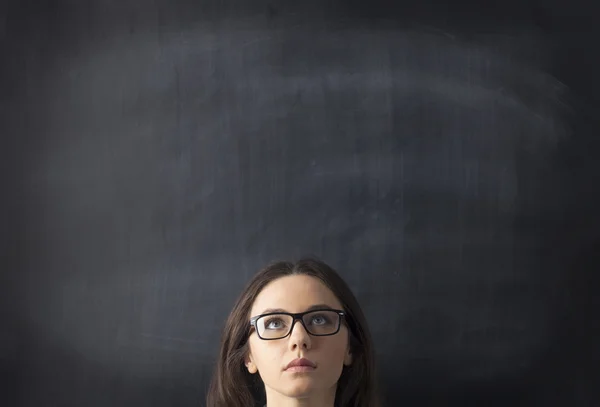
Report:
260,303,336,314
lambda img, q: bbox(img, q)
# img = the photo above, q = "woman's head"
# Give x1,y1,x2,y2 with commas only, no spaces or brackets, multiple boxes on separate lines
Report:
206,258,380,407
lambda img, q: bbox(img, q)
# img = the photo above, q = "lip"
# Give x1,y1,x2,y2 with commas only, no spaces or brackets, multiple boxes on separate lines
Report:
285,357,317,371
285,365,316,372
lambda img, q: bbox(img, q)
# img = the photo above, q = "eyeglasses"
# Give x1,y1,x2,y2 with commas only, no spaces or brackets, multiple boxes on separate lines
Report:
249,309,345,340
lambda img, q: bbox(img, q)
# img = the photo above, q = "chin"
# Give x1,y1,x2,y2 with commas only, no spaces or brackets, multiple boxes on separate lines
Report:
283,382,316,397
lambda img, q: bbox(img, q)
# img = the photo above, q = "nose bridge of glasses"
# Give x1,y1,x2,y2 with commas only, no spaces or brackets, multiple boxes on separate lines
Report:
289,314,309,335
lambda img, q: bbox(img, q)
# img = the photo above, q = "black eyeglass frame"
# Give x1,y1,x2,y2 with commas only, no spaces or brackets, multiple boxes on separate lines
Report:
249,308,346,340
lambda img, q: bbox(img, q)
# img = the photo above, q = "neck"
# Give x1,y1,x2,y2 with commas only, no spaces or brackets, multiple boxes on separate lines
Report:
265,400,335,407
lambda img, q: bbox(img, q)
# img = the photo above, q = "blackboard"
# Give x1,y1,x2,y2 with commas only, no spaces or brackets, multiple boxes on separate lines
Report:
2,0,599,406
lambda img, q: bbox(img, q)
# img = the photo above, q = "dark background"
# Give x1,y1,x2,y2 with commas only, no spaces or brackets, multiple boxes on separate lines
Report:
1,0,599,406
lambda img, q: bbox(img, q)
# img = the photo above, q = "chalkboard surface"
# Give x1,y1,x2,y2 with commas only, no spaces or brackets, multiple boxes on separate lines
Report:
2,0,599,406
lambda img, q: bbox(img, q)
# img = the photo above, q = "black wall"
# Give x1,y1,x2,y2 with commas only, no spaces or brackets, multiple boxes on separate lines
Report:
2,1,599,406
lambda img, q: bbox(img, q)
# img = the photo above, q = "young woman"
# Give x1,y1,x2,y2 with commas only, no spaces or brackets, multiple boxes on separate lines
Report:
206,258,381,407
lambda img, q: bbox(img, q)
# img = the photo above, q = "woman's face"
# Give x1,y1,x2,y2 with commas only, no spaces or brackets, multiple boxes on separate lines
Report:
245,274,353,405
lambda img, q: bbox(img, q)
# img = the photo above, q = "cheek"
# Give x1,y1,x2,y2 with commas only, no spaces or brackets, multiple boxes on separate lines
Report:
320,335,349,365
250,340,284,372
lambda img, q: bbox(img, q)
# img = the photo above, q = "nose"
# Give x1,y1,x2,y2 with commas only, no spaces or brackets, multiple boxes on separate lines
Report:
288,318,312,349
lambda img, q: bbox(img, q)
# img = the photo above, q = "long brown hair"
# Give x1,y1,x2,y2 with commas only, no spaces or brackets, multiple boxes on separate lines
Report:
205,257,381,407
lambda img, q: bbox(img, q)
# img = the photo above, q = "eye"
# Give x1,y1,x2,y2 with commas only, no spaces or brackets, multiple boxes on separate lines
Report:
265,317,285,329
311,314,329,325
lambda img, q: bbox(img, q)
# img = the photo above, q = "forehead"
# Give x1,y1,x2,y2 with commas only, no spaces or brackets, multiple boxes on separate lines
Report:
250,274,342,315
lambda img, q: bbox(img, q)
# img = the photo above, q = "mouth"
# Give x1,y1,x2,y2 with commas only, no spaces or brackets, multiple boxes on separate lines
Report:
285,358,317,371
285,365,316,372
